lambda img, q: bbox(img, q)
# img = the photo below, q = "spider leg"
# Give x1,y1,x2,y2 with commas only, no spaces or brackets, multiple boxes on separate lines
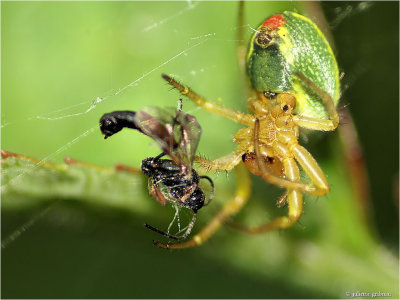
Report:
162,73,251,172
276,192,288,208
290,143,330,196
236,1,245,68
153,162,251,249
292,73,340,131
236,1,255,101
236,1,247,83
232,124,331,234
230,121,303,233
195,151,244,171
233,157,303,234
162,74,255,126
253,119,320,195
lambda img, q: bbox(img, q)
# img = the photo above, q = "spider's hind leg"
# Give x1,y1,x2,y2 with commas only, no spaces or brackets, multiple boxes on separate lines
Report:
233,156,303,234
293,73,339,131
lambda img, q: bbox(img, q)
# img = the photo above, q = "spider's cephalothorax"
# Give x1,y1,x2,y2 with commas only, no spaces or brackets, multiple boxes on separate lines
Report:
236,92,298,178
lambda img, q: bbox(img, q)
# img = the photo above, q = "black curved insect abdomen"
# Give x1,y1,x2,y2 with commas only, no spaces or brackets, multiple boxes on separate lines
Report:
99,111,141,139
184,188,205,212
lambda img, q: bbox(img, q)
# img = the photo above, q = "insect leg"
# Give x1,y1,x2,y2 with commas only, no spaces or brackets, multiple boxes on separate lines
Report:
162,74,255,126
115,153,165,174
198,175,215,206
153,162,251,249
148,178,167,206
153,152,166,161
145,212,197,241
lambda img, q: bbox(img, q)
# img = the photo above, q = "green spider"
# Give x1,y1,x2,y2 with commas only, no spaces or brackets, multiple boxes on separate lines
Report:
154,8,340,249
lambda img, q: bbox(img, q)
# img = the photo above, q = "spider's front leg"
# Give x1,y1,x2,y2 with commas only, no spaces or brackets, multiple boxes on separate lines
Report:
194,151,244,172
163,74,253,172
162,74,255,126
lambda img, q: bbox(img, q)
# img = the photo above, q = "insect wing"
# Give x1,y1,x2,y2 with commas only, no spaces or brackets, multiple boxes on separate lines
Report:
175,111,201,170
134,106,201,169
135,106,178,157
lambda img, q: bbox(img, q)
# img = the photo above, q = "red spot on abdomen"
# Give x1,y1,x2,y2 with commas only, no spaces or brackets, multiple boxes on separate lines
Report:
262,14,286,29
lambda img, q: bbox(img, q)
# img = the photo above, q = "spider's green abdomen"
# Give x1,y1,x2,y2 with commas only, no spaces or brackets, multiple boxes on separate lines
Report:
247,11,340,119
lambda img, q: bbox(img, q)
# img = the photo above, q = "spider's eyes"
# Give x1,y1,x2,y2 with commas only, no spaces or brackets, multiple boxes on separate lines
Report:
263,91,277,99
254,26,278,48
257,32,272,46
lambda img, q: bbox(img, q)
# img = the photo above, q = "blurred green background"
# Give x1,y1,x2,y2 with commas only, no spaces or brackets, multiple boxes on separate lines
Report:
2,1,398,298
